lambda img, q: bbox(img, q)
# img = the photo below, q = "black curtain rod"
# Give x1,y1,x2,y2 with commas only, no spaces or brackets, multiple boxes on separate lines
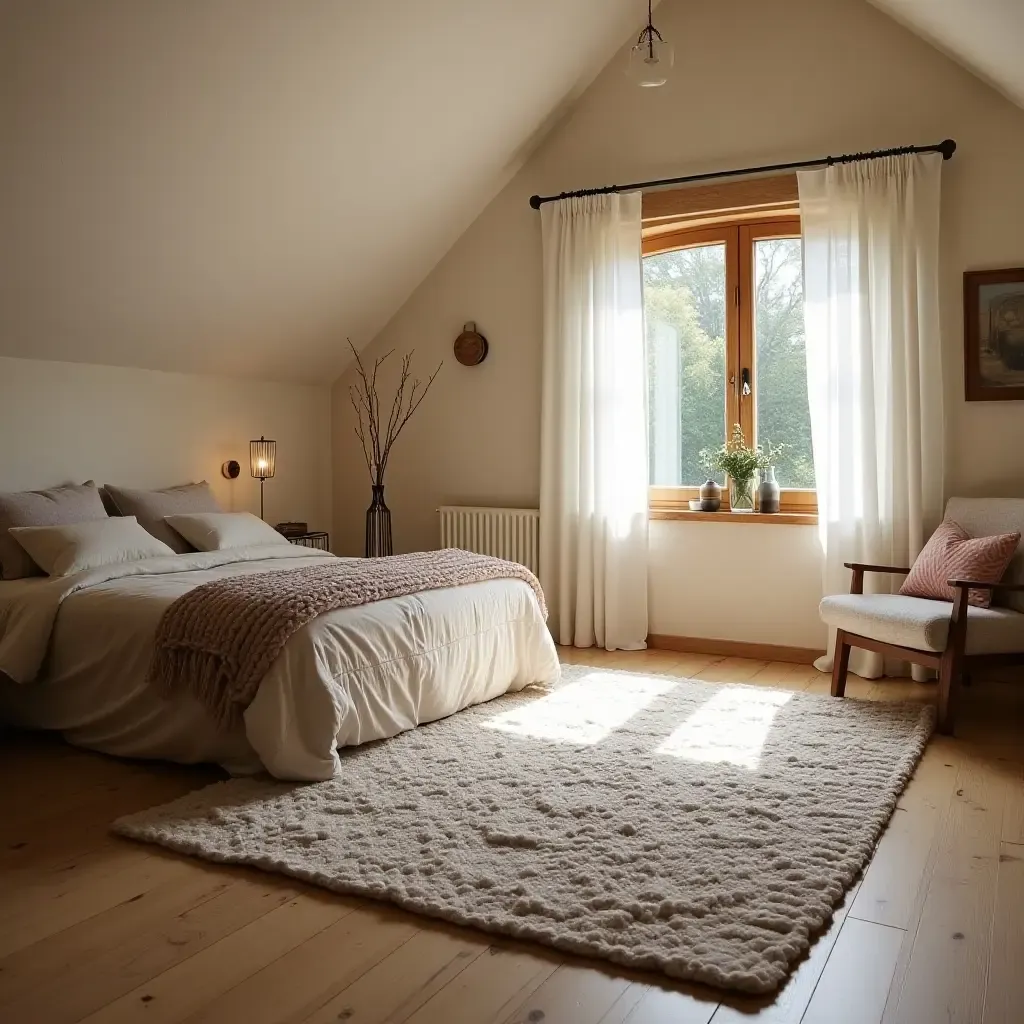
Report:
528,139,956,209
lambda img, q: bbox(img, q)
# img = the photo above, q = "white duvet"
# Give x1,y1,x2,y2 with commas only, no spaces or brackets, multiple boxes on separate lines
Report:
0,545,560,780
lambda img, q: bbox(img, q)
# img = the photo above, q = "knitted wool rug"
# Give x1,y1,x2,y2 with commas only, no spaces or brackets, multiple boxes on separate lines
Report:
113,665,933,994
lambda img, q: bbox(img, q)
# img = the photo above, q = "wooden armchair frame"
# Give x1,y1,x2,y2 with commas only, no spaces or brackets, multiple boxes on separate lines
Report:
831,562,1024,734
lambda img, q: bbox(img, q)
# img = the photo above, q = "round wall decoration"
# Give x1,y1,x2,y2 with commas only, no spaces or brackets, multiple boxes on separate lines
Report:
221,460,241,480
454,321,488,366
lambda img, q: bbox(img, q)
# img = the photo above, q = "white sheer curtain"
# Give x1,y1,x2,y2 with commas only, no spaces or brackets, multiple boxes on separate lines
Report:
799,153,945,677
539,192,649,651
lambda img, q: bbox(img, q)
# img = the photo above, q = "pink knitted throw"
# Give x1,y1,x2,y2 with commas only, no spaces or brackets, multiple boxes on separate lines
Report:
149,549,547,729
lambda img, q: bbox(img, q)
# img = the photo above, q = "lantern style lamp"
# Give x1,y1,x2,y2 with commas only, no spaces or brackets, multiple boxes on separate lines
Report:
249,436,276,520
628,0,674,87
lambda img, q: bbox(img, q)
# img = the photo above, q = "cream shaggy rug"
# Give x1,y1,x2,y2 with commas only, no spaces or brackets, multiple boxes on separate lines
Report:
114,665,934,994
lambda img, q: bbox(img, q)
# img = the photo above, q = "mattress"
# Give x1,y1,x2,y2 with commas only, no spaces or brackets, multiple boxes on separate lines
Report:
0,546,560,780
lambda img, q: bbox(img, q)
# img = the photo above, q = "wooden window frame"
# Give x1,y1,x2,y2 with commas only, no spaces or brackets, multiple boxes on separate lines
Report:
643,201,817,517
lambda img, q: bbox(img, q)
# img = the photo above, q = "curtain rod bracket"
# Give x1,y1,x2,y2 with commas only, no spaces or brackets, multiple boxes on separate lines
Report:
529,139,956,209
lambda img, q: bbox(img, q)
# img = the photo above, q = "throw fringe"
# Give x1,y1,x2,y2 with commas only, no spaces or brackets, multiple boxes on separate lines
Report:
149,643,244,731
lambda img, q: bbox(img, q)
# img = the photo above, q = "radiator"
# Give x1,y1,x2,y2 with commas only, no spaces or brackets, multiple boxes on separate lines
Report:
437,506,540,574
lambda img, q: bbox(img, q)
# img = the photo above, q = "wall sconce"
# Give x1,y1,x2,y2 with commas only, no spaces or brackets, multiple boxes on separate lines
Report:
249,436,277,520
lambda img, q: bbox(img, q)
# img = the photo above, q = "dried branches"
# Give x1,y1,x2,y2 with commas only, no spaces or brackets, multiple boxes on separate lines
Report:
347,340,442,485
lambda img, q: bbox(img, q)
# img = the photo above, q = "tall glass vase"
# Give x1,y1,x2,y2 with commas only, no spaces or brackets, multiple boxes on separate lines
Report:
729,474,756,512
364,484,393,557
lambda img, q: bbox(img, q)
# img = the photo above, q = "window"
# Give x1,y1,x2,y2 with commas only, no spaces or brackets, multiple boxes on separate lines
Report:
643,214,816,513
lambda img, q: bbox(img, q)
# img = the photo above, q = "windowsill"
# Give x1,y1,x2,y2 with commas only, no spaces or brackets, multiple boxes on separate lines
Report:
650,508,818,525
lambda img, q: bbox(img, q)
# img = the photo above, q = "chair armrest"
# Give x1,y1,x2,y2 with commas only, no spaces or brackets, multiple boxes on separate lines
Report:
845,561,911,596
844,562,912,575
948,579,1024,593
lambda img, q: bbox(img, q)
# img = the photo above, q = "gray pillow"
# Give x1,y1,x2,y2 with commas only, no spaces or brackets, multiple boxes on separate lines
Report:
103,482,222,553
0,483,109,580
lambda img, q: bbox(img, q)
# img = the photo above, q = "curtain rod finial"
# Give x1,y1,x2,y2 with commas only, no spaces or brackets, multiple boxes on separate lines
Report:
939,139,956,160
529,195,543,209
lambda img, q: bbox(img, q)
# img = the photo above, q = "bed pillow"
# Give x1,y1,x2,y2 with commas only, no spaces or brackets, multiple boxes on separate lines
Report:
899,518,1021,609
103,482,221,553
0,483,108,581
8,517,176,577
164,512,286,552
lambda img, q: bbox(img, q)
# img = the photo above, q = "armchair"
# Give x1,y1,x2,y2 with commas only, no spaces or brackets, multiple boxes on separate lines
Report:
820,498,1024,734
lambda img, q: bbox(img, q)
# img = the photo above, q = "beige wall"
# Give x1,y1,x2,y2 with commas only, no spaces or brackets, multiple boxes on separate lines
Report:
0,357,331,532
331,0,1024,648
0,0,640,385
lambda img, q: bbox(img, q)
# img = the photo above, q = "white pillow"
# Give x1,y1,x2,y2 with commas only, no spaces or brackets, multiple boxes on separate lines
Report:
164,512,286,551
9,517,176,577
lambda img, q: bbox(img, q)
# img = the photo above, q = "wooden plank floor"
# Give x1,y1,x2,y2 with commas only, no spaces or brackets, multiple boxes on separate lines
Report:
1,648,1022,1024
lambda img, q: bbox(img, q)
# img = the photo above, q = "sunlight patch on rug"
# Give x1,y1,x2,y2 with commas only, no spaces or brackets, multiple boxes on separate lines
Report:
656,687,793,769
482,670,676,746
113,665,934,994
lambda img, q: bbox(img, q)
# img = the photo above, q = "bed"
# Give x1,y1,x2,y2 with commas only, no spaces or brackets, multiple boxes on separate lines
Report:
0,545,560,781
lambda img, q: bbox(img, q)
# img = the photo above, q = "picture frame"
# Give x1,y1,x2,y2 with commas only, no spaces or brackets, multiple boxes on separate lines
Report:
964,267,1024,401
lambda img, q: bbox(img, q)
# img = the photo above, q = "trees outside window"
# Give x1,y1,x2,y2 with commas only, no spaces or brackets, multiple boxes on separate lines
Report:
644,217,816,510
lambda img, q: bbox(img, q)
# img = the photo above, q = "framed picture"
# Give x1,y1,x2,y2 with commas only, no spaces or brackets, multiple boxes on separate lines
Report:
964,268,1024,401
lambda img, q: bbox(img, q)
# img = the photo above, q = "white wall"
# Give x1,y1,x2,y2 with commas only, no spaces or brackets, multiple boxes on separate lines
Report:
0,357,331,532
331,0,1024,650
648,521,825,649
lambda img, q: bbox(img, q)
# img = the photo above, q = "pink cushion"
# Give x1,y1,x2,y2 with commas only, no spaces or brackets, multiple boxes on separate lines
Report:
900,518,1020,609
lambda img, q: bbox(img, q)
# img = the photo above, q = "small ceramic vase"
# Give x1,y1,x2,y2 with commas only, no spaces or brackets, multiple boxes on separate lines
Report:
699,479,722,512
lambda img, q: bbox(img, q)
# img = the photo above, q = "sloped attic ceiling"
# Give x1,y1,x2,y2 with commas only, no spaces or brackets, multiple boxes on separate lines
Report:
0,0,644,384
867,0,1024,110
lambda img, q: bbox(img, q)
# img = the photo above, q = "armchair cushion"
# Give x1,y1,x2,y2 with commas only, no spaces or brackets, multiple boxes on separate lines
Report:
820,593,1024,655
945,498,1024,613
899,518,1019,608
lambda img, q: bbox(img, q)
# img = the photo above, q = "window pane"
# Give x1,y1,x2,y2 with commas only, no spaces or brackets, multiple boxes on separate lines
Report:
753,237,815,490
644,244,727,486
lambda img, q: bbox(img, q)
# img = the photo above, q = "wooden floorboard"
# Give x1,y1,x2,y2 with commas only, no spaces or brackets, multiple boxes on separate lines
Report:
0,868,297,1024
297,926,489,1024
985,841,1024,1024
78,892,358,1024
402,942,559,1024
882,745,1011,1024
801,917,904,1024
1000,761,1024,844
498,962,632,1024
711,881,861,1024
849,737,960,930
1,650,1021,1024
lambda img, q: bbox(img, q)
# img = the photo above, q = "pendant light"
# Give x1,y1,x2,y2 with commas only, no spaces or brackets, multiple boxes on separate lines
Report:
628,0,674,87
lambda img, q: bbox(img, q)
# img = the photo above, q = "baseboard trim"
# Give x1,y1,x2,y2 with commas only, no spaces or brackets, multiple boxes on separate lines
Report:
648,633,824,666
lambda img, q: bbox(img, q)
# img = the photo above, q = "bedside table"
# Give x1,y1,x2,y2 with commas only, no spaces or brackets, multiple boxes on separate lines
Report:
289,531,330,552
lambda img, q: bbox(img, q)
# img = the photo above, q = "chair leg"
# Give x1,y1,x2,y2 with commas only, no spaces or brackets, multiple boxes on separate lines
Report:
937,588,970,735
937,652,961,735
831,629,852,698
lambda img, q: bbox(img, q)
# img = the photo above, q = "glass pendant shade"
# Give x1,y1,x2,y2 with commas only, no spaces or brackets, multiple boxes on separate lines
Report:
628,35,674,87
